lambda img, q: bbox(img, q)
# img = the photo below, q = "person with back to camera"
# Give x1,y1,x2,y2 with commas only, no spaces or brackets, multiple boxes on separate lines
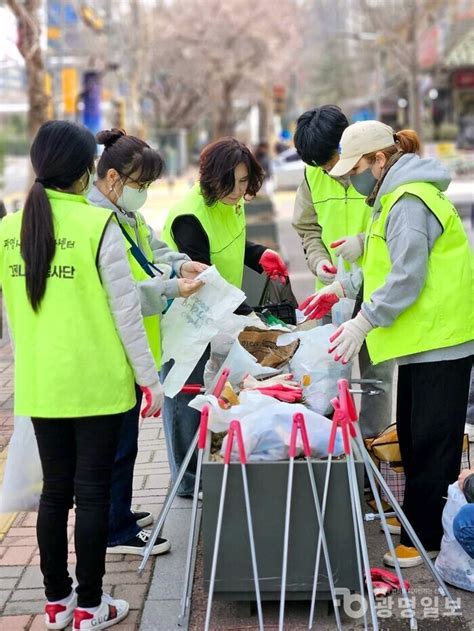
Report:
161,136,289,497
302,120,473,567
89,128,205,557
0,120,164,629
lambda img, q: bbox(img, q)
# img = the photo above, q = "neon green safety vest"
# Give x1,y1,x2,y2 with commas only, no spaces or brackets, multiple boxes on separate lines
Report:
121,213,161,369
0,189,136,417
161,184,246,288
305,166,371,288
363,182,474,365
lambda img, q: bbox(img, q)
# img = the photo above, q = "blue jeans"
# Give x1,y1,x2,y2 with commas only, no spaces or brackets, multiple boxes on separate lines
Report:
453,504,474,559
161,348,210,496
107,384,143,546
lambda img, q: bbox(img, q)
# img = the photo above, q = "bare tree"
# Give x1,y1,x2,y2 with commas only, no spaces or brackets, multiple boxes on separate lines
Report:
137,0,301,137
6,0,49,139
357,0,446,132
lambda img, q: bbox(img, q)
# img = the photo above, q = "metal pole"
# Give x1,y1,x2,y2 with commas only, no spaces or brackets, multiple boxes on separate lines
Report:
353,422,455,601
178,406,210,626
205,420,263,631
352,432,417,630
138,429,199,574
139,369,230,574
279,447,295,630
204,457,229,631
240,454,264,630
309,408,340,627
290,413,341,631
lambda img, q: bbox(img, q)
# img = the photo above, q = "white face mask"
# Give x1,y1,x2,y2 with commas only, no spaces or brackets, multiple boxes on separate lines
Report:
116,185,148,212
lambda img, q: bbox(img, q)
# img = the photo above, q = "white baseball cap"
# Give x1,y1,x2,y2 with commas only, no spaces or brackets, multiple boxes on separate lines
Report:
330,121,396,177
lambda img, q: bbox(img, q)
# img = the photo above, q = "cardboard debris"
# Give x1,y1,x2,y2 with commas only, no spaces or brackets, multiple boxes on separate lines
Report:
238,327,299,369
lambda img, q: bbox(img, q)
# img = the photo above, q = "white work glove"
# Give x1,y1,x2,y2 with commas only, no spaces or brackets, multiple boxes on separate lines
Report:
299,281,344,320
328,312,373,364
330,234,365,263
315,259,337,285
140,380,164,418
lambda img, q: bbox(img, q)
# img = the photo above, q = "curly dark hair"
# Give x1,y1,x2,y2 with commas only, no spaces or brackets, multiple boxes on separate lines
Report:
199,137,264,206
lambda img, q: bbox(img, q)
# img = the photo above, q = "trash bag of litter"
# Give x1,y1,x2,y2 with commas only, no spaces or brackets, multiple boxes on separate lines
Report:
435,483,474,592
278,324,351,416
0,416,42,513
190,390,343,461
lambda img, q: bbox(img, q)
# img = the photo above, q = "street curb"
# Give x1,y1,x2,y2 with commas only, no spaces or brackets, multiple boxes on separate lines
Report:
140,498,201,630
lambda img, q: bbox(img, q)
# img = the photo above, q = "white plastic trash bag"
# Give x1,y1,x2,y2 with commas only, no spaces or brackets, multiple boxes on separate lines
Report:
202,313,265,389
435,483,474,591
278,324,351,416
207,337,279,392
0,416,42,513
161,266,245,397
331,256,356,326
190,390,343,461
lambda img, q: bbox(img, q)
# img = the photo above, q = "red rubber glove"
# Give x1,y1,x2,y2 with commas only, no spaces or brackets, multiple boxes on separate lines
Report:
259,249,288,285
256,386,303,402
298,281,344,320
140,382,164,418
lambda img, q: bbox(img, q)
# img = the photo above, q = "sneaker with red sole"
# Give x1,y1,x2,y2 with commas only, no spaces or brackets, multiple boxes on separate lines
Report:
45,590,77,630
73,594,129,630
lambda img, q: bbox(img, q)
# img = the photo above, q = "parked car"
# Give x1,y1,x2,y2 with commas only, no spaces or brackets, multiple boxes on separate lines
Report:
272,148,304,190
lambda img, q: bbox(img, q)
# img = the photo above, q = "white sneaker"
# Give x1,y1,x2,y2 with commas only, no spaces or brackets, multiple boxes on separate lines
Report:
73,594,129,630
45,589,77,629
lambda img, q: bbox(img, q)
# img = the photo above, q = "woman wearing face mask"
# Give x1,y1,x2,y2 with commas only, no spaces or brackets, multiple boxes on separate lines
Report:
302,120,473,568
0,121,163,629
88,128,206,557
161,136,289,496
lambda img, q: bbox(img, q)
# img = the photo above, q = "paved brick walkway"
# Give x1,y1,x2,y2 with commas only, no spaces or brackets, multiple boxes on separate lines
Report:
0,333,171,630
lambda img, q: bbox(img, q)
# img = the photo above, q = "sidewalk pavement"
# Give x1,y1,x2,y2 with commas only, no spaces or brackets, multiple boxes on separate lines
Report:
0,328,176,630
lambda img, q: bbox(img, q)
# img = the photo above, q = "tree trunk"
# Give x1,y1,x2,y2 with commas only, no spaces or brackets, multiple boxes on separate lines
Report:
214,82,236,138
406,0,422,136
7,0,49,140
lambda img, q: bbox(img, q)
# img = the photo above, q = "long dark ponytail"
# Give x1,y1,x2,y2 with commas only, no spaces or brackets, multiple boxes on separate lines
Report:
22,121,96,311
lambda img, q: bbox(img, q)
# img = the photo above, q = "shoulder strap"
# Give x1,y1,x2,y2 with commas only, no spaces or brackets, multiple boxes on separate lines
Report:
118,222,163,278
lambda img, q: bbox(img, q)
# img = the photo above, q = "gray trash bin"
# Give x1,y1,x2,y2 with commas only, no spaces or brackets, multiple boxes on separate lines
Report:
202,457,364,601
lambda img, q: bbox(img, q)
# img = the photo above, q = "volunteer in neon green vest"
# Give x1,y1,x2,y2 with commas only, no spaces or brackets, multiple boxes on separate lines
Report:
324,120,473,568
0,121,164,628
89,128,206,558
161,137,289,496
293,105,393,440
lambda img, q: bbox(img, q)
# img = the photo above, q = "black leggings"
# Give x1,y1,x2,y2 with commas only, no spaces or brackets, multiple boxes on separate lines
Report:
32,413,124,607
397,356,472,550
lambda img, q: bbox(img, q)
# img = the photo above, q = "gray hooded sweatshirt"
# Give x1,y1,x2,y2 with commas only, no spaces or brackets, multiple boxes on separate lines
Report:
88,185,190,316
344,153,473,365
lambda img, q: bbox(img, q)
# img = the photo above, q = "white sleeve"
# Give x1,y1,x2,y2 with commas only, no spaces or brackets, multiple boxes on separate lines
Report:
98,219,159,387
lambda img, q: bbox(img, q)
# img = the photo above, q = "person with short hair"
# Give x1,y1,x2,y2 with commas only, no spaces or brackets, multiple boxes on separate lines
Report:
304,120,473,568
161,136,289,495
0,120,163,630
293,105,393,439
